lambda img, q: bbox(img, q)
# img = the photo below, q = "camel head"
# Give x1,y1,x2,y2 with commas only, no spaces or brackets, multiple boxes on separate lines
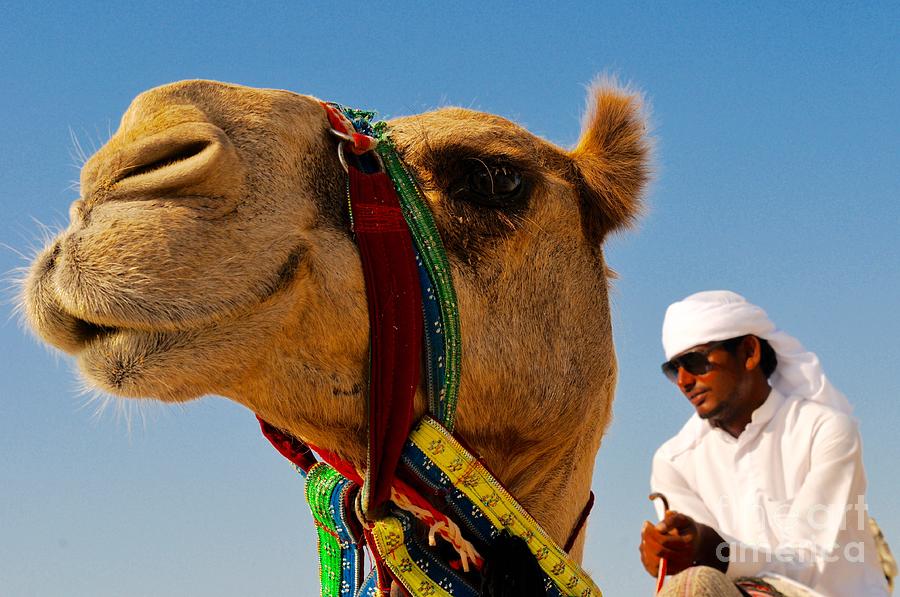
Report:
23,79,649,556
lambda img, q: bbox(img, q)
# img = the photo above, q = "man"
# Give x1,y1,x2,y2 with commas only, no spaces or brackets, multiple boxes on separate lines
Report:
640,291,891,596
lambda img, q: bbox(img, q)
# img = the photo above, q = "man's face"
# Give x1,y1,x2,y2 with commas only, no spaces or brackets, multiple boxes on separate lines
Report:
671,340,752,425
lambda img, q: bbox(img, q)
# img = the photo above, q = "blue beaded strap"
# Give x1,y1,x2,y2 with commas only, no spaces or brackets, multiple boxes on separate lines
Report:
330,477,364,595
414,247,447,424
388,508,480,597
357,569,378,597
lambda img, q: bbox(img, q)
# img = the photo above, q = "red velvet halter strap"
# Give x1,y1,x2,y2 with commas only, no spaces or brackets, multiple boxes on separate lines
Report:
346,163,423,516
318,101,424,516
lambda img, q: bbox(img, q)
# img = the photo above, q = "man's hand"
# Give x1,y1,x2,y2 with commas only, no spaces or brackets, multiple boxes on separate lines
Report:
639,510,698,576
639,511,729,577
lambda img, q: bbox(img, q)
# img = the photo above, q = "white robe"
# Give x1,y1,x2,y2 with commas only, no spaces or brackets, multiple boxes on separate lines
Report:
651,388,889,596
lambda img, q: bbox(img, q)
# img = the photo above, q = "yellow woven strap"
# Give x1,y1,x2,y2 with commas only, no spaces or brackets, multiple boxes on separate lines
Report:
370,515,454,597
410,417,603,597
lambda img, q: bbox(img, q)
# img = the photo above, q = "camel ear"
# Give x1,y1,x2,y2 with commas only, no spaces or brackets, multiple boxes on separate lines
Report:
570,84,650,242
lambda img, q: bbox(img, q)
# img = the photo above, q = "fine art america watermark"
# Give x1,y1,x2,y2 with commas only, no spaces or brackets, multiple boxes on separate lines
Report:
711,494,872,564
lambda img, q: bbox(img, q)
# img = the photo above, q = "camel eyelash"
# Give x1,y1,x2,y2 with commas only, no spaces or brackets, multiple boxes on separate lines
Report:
447,158,527,208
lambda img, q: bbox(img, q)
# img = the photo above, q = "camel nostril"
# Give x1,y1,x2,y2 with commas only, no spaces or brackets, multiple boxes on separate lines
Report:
115,139,212,184
82,119,244,210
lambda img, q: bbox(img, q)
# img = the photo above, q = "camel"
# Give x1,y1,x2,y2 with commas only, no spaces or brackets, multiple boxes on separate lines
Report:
22,79,650,590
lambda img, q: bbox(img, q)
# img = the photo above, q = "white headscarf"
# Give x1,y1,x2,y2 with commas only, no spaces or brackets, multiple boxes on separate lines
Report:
662,290,852,415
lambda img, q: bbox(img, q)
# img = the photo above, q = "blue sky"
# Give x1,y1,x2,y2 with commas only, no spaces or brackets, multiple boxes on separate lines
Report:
2,2,898,596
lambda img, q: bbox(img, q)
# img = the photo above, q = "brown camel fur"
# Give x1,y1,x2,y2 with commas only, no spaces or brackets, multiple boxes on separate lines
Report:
23,79,650,564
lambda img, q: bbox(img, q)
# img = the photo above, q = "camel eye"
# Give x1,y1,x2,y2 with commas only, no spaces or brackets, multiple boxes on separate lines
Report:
451,161,524,208
471,166,521,195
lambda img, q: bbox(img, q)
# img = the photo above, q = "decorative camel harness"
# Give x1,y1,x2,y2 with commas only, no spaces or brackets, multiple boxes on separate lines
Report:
257,104,601,597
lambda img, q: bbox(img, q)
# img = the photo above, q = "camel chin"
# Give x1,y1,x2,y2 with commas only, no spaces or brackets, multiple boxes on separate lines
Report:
24,243,215,402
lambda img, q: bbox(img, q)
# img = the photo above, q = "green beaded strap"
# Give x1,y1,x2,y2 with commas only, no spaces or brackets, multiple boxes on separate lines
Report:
305,463,364,597
375,136,462,431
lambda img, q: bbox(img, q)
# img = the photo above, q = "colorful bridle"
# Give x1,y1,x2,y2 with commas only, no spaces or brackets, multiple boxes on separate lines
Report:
257,103,602,597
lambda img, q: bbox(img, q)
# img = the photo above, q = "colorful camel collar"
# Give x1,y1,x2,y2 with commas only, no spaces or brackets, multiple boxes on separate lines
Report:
257,103,601,596
261,417,602,597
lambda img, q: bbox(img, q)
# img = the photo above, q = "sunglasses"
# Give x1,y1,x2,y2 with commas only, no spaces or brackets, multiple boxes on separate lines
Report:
660,337,743,383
